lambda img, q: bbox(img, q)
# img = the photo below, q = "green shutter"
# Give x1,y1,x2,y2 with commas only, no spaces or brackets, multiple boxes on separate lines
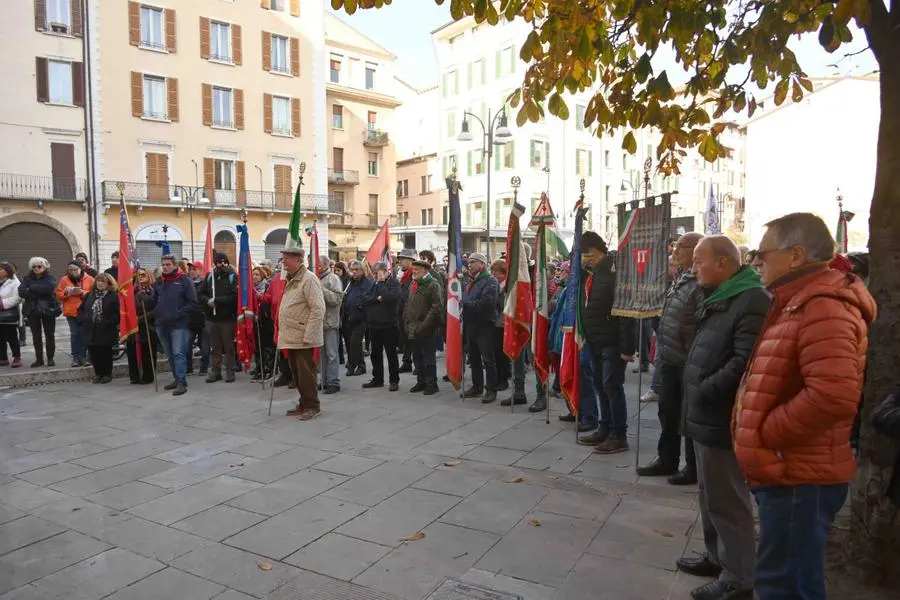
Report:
495,51,501,77
494,148,500,171
509,46,515,74
530,140,536,168
545,142,550,167
508,141,515,169
467,151,473,177
588,151,593,176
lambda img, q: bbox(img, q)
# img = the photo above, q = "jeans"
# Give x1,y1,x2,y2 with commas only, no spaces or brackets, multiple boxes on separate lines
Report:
322,328,340,388
753,483,849,600
66,316,86,361
369,326,400,384
512,347,547,401
190,325,210,373
578,352,599,423
29,315,56,361
156,325,190,384
589,343,628,435
467,326,497,391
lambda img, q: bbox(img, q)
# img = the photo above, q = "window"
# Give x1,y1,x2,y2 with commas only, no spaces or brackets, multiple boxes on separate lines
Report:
142,75,166,119
332,104,343,128
272,95,290,134
367,111,377,130
214,159,234,190
468,59,486,88
530,140,549,169
47,0,71,30
604,150,610,167
576,104,586,131
365,63,376,90
442,154,457,176
442,205,449,225
331,190,345,214
496,45,515,77
329,57,341,83
622,153,628,170
397,179,408,198
140,5,164,49
48,60,73,104
368,194,378,226
268,0,285,10
421,209,427,225
494,141,515,170
495,197,512,226
368,152,378,177
605,185,610,205
212,86,233,127
468,150,486,176
442,70,458,98
576,149,593,177
421,174,432,194
445,110,456,138
271,35,289,73
210,21,231,61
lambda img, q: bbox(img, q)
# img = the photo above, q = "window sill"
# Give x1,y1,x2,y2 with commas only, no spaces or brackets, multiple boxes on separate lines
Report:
45,101,77,108
269,69,293,77
40,29,77,39
271,131,294,138
139,44,169,54
368,174,380,179
209,58,235,67
332,125,344,130
211,124,238,131
141,115,171,123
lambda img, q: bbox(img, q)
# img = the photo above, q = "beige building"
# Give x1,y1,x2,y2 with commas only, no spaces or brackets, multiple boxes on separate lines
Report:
395,153,450,253
0,0,92,276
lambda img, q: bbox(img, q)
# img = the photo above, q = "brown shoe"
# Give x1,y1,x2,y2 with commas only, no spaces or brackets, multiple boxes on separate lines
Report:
286,405,304,416
296,408,321,421
578,426,609,446
593,436,629,454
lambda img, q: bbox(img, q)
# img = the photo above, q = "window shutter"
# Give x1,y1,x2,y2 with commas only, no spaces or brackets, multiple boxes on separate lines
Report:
291,98,301,137
34,0,46,31
232,24,242,65
290,37,299,76
236,161,246,205
588,151,593,176
495,51,501,77
201,83,212,126
72,62,84,106
234,88,244,130
260,0,269,7
128,1,140,46
263,93,272,133
36,57,48,103
290,0,300,16
262,32,271,71
131,71,143,116
165,9,176,52
71,0,83,36
167,77,179,121
199,17,210,59
204,157,216,202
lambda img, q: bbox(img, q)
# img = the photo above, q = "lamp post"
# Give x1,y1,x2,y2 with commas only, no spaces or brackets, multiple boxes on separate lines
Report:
620,179,637,201
642,158,652,199
254,164,263,208
171,185,210,261
458,107,512,259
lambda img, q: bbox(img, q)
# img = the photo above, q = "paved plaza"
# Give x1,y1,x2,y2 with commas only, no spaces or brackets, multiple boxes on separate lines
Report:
0,365,708,600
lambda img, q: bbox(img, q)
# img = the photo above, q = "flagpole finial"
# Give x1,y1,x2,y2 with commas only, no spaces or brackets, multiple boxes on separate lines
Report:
240,208,248,225
511,175,521,202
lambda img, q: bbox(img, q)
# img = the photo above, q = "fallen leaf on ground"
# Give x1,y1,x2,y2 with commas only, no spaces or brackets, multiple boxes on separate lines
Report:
616,464,629,469
398,531,426,542
443,460,461,467
652,528,674,538
257,561,273,571
528,519,542,527
229,463,245,468
505,475,525,484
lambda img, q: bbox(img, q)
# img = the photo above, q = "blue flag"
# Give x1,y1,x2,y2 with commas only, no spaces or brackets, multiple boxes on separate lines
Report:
154,239,170,256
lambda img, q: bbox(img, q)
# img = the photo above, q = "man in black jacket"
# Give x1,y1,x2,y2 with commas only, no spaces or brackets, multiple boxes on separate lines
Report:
397,248,417,373
404,260,443,395
461,252,501,404
363,262,402,391
578,232,636,454
197,253,239,383
637,232,704,485
677,235,769,600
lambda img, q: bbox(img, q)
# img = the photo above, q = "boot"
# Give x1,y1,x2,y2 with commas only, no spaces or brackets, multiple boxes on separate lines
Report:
172,382,187,396
423,381,439,395
225,370,235,383
410,381,426,393
163,379,179,391
206,371,222,383
593,435,629,454
481,391,498,404
398,362,412,374
499,395,526,407
30,358,45,368
463,386,483,398
527,398,547,413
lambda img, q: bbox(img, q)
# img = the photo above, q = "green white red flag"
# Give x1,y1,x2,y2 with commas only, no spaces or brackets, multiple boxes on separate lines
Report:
503,201,533,360
529,193,555,385
445,176,464,389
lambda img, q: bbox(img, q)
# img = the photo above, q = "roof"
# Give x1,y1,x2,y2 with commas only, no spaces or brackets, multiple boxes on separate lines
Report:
397,153,438,166
325,12,397,60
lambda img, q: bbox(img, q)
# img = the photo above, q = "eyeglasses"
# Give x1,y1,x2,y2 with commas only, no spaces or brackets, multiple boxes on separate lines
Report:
33,265,44,270
753,246,793,261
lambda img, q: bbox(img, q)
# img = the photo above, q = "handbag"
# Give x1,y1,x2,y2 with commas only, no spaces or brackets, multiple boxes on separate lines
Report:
0,307,19,324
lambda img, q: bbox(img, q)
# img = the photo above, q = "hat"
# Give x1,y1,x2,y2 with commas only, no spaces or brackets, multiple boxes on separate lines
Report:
280,246,305,256
214,253,229,264
398,248,417,260
190,261,204,270
68,260,82,268
373,261,390,272
412,259,431,268
468,252,488,265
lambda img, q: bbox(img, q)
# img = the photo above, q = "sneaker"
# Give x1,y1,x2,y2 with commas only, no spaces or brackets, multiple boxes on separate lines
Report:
689,579,751,600
499,396,527,407
388,382,399,392
410,382,426,393
68,360,78,368
676,554,722,577
324,386,340,395
99,375,112,384
297,408,321,421
163,380,179,391
362,379,384,389
463,386,483,399
481,391,497,404
593,436,629,454
11,358,22,368
91,375,101,384
640,390,659,403
30,359,44,368
172,382,187,396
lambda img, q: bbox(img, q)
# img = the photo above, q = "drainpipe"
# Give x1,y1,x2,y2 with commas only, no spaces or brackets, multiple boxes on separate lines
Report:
80,0,99,261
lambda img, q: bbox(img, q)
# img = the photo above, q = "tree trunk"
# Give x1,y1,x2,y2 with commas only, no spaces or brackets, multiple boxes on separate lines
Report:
844,42,900,588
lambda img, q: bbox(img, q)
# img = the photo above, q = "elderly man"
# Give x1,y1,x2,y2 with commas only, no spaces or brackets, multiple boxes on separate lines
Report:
343,260,374,377
404,259,443,395
397,248,418,373
461,252,501,404
317,256,344,395
363,262,402,391
733,213,875,600
638,232,704,485
278,247,326,420
678,236,770,600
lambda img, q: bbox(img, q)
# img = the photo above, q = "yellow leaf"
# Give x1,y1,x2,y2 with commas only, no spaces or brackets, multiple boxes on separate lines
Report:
773,79,789,105
855,0,872,26
622,131,637,154
505,475,525,483
791,80,803,103
833,0,855,25
799,78,814,92
399,531,426,542
443,460,461,467
257,561,273,571
652,528,674,538
528,519,542,527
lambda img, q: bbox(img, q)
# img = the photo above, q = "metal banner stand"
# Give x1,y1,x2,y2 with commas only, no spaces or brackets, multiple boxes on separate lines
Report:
635,317,644,470
545,380,550,425
140,300,158,393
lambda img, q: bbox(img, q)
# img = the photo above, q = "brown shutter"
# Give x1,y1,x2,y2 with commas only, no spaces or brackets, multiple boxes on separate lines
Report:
263,93,272,133
236,161,246,206
167,77,179,121
232,24,242,65
146,153,169,201
165,9,176,52
290,37,299,77
262,31,271,71
34,0,46,31
201,83,212,125
131,72,143,116
290,0,300,17
199,17,210,59
291,98,301,137
36,57,49,103
204,157,216,203
234,88,244,130
72,62,84,106
128,1,139,46
71,0,83,37
260,0,269,8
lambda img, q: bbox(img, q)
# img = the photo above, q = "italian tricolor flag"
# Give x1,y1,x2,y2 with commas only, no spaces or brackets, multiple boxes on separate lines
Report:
503,202,533,360
529,193,556,385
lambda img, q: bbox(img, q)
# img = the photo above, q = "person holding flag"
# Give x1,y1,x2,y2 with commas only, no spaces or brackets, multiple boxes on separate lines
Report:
198,253,239,383
461,252,500,404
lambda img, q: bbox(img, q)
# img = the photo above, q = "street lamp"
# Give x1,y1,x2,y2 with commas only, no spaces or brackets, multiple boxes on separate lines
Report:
171,185,210,261
620,179,636,200
458,106,512,259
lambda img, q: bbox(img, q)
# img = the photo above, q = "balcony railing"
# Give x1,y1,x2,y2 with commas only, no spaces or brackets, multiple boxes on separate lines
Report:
101,181,330,213
0,173,87,202
325,212,393,228
327,169,360,185
362,129,390,147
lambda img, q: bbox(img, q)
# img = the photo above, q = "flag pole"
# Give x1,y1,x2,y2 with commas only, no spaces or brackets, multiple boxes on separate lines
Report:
635,318,643,470
140,299,158,393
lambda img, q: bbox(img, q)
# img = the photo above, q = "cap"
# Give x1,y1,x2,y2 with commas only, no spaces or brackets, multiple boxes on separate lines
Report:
398,248,417,260
411,259,431,268
68,260,82,268
214,253,229,264
468,252,488,265
280,246,305,256
373,262,390,272
190,261,204,270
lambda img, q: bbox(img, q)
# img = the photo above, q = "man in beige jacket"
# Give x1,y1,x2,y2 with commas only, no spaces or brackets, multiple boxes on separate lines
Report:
277,247,326,420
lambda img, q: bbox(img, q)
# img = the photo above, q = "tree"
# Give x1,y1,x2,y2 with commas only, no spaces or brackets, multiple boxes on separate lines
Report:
333,0,900,585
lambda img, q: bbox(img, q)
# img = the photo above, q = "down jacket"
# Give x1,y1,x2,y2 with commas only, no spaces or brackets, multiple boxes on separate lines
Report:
404,275,443,340
462,271,499,328
581,257,635,355
277,265,325,350
656,270,704,366
733,265,876,487
319,271,344,330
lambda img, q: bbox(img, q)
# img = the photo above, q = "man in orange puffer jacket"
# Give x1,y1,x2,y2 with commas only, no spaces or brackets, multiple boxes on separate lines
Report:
733,212,876,600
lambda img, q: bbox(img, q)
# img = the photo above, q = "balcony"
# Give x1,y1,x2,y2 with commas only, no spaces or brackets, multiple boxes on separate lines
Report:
0,173,87,203
362,129,390,147
101,181,330,213
327,169,360,185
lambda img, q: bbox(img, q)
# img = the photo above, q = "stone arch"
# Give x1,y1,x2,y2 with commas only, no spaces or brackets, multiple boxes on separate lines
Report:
133,222,185,242
0,211,83,255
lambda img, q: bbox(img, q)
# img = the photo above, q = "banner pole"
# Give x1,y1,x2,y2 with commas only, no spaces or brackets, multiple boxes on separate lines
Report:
545,379,550,425
635,318,643,470
267,354,278,416
140,300,158,393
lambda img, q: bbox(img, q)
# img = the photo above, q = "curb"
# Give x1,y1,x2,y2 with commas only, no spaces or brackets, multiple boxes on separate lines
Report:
0,360,172,389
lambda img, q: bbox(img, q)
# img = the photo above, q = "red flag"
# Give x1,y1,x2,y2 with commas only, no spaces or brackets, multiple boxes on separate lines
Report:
445,178,463,389
307,223,320,364
365,219,391,267
235,225,257,370
117,199,141,359
203,217,214,275
503,202,532,360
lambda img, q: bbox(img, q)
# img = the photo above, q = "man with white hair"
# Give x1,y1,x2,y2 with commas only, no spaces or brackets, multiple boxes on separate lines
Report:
317,256,344,395
734,213,875,600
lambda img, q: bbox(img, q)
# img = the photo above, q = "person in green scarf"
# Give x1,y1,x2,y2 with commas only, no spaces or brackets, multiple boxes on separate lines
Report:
403,260,443,395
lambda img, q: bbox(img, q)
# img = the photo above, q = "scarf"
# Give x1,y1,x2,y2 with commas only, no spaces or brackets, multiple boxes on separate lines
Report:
699,266,764,317
401,269,413,286
92,290,108,323
161,269,183,284
411,272,432,294
466,268,487,294
254,279,270,295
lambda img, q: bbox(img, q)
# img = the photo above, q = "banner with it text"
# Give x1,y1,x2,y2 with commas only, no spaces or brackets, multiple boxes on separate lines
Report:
611,197,671,318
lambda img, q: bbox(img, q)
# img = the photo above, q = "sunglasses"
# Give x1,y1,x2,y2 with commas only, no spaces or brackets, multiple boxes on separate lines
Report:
752,246,793,262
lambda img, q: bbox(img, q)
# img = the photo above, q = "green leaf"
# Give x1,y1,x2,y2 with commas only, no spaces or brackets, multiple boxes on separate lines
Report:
833,0,855,25
791,80,803,103
622,131,637,154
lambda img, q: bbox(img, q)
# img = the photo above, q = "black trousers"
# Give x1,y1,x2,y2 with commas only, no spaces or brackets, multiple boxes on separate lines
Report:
29,315,56,361
370,326,400,384
346,321,367,370
412,335,437,384
493,326,510,384
88,345,114,377
127,333,158,383
0,324,21,360
467,326,497,392
400,325,413,366
657,362,696,471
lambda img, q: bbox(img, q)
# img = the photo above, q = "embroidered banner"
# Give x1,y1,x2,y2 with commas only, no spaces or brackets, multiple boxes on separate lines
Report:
611,196,672,318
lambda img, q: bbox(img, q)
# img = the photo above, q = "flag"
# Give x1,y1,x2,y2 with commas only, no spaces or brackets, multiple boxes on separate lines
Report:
445,176,464,390
835,210,854,253
613,197,671,318
235,224,257,370
559,199,586,416
365,220,392,267
285,181,303,252
117,199,140,351
530,193,555,385
705,182,719,234
154,239,171,256
306,223,321,364
503,201,533,360
203,217,214,274
546,224,569,257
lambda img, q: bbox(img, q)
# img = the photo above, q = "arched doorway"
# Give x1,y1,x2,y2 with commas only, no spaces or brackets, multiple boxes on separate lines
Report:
214,230,237,264
264,229,287,262
0,222,72,279
328,240,339,262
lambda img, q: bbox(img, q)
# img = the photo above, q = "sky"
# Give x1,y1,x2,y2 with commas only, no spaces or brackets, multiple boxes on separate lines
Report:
329,2,879,91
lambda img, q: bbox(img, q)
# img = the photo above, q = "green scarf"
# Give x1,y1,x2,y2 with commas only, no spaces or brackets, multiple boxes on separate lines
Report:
417,273,432,285
703,266,764,308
